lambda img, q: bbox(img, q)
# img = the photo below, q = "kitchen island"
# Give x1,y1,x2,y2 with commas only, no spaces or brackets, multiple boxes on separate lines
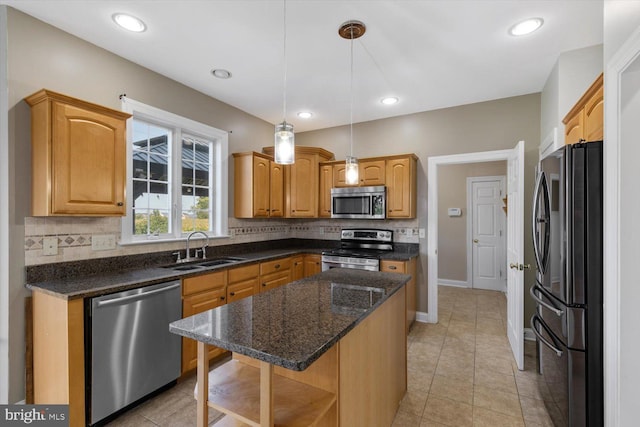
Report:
169,268,410,427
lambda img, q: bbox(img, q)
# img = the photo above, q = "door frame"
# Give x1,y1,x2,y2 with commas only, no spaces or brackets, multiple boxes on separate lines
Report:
466,175,507,291
603,22,640,427
427,148,515,323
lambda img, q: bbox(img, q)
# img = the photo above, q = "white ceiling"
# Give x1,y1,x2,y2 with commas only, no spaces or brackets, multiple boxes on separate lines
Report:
2,0,603,132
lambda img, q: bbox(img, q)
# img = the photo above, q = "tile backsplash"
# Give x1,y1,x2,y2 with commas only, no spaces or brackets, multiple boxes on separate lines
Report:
24,216,420,266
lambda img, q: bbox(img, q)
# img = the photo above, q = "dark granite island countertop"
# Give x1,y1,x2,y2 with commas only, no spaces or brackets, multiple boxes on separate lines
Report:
169,268,410,371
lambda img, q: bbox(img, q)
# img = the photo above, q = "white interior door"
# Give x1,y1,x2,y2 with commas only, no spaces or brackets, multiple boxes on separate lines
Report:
506,141,525,370
470,177,506,292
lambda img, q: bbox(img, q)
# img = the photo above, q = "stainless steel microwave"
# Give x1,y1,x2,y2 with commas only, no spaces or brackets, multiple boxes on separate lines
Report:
331,186,386,219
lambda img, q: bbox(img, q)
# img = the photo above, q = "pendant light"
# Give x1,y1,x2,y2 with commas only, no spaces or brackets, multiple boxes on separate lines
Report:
274,0,295,164
339,20,366,185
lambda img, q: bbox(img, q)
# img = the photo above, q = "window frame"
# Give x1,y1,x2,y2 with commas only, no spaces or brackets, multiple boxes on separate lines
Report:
120,97,228,244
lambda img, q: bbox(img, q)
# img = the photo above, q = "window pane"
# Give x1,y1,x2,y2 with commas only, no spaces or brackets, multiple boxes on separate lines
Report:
182,211,209,233
131,118,172,237
194,187,208,197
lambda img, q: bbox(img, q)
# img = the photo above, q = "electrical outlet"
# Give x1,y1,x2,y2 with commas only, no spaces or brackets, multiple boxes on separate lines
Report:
92,234,117,251
42,236,58,256
419,228,425,238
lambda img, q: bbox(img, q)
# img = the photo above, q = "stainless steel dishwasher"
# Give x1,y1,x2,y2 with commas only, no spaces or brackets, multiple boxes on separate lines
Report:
89,280,182,425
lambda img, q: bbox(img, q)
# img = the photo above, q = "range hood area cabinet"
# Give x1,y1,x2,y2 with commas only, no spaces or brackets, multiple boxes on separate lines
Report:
319,154,418,219
233,152,284,218
563,73,603,145
25,89,131,216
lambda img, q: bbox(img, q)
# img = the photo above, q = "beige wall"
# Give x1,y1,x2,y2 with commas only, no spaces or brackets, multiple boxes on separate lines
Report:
437,161,507,284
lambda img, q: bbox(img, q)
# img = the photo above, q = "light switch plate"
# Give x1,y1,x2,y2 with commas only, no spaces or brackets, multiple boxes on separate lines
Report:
419,228,425,238
42,236,58,256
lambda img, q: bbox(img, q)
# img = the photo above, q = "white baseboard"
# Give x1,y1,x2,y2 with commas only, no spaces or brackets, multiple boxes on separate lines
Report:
438,279,469,288
15,399,25,404
415,311,429,323
524,328,535,341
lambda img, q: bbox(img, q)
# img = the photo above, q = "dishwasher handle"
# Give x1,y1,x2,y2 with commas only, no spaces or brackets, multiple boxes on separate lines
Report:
95,282,181,308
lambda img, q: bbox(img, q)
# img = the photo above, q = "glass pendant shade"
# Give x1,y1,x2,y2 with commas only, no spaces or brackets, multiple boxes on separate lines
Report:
274,121,295,164
345,156,359,185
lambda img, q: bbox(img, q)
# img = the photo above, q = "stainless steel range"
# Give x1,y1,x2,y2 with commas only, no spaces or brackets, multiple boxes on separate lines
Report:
321,228,393,272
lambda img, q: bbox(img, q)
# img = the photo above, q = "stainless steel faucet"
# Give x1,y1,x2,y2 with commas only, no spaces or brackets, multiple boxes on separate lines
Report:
180,231,209,263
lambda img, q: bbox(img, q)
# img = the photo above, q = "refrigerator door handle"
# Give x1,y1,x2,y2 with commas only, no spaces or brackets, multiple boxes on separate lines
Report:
529,284,564,317
532,171,551,274
531,314,563,357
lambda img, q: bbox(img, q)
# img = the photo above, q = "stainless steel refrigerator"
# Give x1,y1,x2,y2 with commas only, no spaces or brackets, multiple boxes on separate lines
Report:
530,141,603,426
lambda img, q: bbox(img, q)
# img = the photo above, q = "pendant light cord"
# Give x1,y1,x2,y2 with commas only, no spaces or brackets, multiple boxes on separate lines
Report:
282,0,287,122
349,26,354,158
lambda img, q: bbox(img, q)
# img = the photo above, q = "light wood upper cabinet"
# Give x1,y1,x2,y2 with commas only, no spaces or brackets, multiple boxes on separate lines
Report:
563,73,604,144
233,152,283,218
25,89,131,216
288,153,319,217
319,164,333,218
333,159,386,188
386,155,417,218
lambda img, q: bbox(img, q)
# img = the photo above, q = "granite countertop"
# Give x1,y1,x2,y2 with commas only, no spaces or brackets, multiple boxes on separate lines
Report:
169,268,410,371
26,244,418,300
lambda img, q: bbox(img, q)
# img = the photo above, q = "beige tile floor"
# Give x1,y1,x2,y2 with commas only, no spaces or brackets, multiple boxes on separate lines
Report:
106,285,553,427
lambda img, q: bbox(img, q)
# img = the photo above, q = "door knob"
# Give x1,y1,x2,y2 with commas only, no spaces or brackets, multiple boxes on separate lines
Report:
510,263,531,271
473,239,479,243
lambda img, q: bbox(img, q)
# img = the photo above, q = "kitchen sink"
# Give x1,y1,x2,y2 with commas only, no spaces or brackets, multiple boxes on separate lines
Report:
164,256,246,271
198,257,246,267
166,265,204,271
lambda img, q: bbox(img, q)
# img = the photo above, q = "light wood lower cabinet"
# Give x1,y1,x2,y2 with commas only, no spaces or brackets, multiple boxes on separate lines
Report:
291,255,304,281
260,257,292,292
32,292,85,427
381,257,417,332
227,263,260,303
304,254,322,277
182,271,228,374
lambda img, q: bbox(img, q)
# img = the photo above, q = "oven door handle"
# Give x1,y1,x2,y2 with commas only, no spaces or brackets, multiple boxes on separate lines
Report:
529,284,564,317
530,314,563,357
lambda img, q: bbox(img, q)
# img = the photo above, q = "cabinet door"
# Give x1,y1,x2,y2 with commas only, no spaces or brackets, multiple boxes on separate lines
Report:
319,164,333,217
269,161,284,217
253,156,271,217
51,101,126,215
381,258,417,332
585,84,604,142
227,278,260,303
303,254,322,277
332,164,352,187
288,153,319,217
386,157,416,218
182,287,227,373
564,109,584,145
291,256,304,281
359,160,386,186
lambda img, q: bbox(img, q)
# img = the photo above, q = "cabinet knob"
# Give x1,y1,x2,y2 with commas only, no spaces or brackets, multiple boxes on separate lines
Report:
230,292,236,296
275,264,280,269
117,202,123,206
262,283,267,287
389,265,397,270
220,296,225,300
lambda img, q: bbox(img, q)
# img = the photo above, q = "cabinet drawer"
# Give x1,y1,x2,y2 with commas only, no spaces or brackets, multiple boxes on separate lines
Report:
228,263,260,284
260,258,292,275
380,260,406,273
182,287,227,316
260,270,291,292
227,278,260,303
182,271,227,296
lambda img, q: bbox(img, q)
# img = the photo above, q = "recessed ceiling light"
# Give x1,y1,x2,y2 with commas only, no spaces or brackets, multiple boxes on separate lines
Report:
112,13,146,33
381,97,399,105
508,18,544,36
297,111,313,119
211,69,232,79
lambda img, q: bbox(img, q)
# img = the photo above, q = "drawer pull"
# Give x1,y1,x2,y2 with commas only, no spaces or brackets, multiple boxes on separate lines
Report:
275,264,280,269
230,292,236,296
388,265,397,270
262,283,267,287
220,296,225,300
